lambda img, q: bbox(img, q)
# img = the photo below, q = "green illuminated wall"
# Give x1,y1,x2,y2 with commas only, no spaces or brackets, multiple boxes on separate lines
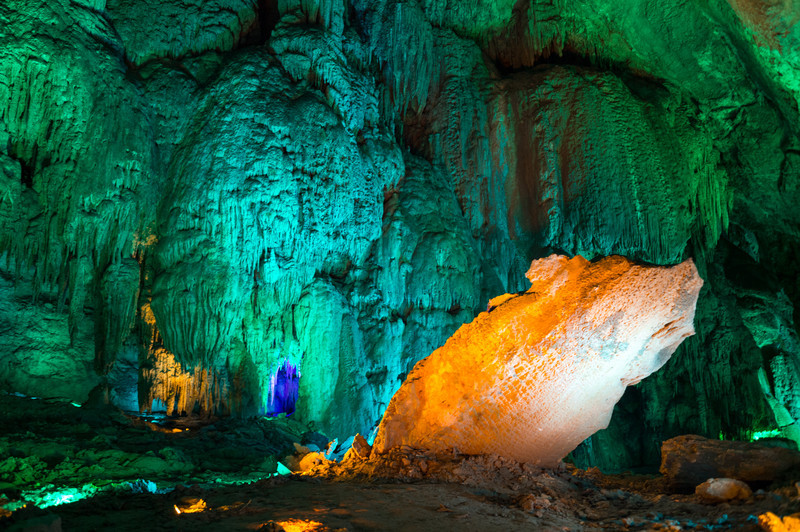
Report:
0,0,799,468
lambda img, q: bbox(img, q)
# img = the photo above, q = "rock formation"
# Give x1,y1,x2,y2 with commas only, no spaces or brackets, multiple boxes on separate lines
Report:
374,255,703,465
0,0,798,470
660,434,800,488
695,478,753,503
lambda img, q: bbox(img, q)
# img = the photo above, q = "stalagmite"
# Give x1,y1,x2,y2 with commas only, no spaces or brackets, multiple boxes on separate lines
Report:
374,254,703,465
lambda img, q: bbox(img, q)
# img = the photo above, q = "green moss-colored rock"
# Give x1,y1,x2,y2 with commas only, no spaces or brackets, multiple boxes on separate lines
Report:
0,0,798,468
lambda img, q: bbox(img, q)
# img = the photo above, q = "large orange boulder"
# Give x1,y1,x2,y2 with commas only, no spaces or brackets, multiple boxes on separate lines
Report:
373,255,703,465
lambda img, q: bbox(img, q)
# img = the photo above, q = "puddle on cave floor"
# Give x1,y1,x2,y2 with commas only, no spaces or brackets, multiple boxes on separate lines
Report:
2,394,800,531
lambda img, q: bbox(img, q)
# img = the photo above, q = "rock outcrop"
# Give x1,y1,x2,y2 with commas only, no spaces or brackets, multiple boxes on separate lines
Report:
661,434,800,488
374,255,703,465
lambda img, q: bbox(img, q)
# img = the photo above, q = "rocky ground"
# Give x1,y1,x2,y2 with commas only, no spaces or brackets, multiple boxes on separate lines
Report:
2,394,800,531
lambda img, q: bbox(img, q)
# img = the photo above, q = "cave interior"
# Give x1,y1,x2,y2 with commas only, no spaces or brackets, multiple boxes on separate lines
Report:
1,0,800,530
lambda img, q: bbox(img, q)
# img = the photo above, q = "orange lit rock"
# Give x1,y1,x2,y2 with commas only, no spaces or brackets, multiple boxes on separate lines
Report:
269,519,325,532
695,478,753,503
299,452,329,472
373,255,703,465
759,512,800,532
174,497,207,514
140,347,228,416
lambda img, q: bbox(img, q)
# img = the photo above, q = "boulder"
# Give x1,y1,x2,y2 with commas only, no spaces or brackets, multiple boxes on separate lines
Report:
695,478,752,503
661,435,800,487
298,452,328,472
342,434,372,462
373,255,703,465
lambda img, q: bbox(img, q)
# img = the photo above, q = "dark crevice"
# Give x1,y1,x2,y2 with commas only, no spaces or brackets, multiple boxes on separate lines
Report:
241,0,280,47
19,161,34,189
491,44,669,95
492,46,597,77
8,143,36,189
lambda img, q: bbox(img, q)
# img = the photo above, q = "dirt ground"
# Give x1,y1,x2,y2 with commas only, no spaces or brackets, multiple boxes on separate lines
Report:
14,470,800,531
2,394,800,531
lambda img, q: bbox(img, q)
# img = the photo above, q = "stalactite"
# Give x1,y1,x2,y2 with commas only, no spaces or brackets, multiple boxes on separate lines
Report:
107,0,260,65
139,347,230,416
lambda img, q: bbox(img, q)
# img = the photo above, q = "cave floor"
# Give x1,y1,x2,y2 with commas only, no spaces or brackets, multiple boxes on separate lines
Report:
2,394,800,531
13,471,800,531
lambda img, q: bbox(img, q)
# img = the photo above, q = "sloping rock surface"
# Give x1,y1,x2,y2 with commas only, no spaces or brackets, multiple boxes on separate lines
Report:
374,255,703,465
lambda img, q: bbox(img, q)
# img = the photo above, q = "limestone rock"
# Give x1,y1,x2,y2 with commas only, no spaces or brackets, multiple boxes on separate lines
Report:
695,478,753,503
0,0,799,473
298,452,329,472
373,255,703,465
759,512,800,532
351,433,372,459
107,0,259,65
660,434,800,487
0,268,98,403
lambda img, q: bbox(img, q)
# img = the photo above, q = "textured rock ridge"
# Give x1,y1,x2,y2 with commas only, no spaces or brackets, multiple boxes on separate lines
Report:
374,255,703,465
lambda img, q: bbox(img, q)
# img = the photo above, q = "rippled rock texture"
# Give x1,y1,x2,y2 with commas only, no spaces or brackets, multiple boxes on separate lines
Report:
0,0,799,469
374,255,702,465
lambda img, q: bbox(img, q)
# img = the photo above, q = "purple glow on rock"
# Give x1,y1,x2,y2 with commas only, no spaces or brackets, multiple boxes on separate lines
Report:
266,360,300,416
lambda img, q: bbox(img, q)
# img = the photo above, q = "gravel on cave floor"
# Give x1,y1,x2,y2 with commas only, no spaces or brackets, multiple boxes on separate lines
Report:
10,473,800,531
2,394,800,531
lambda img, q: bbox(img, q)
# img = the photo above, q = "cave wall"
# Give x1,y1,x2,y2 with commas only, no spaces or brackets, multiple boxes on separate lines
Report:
1,0,798,468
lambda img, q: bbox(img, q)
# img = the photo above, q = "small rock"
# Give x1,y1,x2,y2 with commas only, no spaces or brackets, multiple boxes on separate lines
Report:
759,511,800,531
695,478,752,503
352,433,371,459
276,461,292,475
282,455,301,472
175,496,207,514
293,443,312,455
325,438,338,459
519,494,552,513
298,452,328,472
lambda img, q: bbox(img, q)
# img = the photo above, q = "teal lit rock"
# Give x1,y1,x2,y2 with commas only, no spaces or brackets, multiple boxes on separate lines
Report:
0,0,798,470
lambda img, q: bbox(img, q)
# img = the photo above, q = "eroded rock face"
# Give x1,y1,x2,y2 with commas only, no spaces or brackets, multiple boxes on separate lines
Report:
374,255,703,465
